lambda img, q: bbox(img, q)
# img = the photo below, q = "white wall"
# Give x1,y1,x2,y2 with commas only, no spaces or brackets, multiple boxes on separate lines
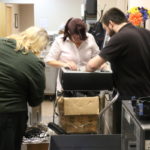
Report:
3,0,129,31
0,0,34,4
128,0,150,9
97,0,117,19
34,0,82,31
1,0,82,31
97,0,128,18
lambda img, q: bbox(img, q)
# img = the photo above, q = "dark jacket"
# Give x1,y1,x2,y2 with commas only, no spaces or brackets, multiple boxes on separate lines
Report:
100,23,150,98
0,38,45,112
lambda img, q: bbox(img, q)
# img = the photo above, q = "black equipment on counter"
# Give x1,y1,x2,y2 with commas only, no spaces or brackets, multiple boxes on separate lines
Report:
132,96,150,120
59,68,113,91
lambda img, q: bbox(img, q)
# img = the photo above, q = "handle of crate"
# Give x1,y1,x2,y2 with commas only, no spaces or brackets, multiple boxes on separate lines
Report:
99,92,119,118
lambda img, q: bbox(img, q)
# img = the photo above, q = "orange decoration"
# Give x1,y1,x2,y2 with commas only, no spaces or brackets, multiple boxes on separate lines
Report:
128,12,143,26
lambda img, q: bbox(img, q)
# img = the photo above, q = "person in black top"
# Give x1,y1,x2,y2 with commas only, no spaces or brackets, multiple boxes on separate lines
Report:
86,7,150,133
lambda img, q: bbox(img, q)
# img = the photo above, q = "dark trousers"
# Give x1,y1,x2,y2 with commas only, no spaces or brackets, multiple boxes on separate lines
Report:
0,112,28,150
113,100,122,134
112,95,137,134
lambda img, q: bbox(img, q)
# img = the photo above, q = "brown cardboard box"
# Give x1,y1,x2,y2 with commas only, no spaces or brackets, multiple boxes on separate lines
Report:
22,143,49,150
58,96,100,134
59,115,99,133
27,143,49,150
64,97,99,115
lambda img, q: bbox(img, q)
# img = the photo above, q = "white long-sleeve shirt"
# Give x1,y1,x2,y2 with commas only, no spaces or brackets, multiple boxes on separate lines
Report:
45,33,100,91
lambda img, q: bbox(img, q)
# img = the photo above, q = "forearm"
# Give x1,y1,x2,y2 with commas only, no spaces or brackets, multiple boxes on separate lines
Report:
86,55,106,72
47,60,78,70
28,65,45,107
86,63,98,72
47,60,67,68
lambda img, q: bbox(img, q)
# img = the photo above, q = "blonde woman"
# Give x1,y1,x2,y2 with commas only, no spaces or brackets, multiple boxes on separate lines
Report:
0,26,49,150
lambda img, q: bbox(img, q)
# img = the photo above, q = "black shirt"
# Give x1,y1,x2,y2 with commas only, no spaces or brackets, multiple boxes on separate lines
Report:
100,23,150,98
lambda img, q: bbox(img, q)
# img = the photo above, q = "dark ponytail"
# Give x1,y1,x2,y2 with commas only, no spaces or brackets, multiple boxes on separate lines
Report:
63,18,87,42
63,18,73,41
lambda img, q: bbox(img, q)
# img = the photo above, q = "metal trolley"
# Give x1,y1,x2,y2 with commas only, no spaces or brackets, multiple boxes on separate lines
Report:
52,67,114,125
49,68,121,150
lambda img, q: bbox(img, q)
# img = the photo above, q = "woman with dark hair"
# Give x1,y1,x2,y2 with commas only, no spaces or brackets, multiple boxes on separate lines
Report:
63,18,87,42
45,18,100,92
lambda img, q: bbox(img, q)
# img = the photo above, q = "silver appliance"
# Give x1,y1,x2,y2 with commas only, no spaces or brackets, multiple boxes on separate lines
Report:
40,43,58,96
122,101,150,150
44,64,58,95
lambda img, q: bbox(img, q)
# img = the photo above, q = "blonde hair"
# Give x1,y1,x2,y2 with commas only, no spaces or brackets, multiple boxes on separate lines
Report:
8,26,49,55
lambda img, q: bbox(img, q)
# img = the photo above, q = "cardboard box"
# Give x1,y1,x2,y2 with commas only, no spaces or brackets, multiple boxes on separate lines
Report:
22,143,49,150
64,96,99,115
60,115,99,133
58,96,100,134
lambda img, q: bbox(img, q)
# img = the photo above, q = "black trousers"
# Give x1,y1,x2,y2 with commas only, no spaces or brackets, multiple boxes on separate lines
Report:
113,100,122,134
0,111,28,150
112,96,133,134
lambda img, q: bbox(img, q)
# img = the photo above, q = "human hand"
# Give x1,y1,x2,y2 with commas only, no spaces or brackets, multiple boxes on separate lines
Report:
100,62,111,72
64,61,77,70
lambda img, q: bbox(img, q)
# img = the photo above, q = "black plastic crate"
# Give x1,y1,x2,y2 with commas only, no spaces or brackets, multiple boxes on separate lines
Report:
50,134,121,150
